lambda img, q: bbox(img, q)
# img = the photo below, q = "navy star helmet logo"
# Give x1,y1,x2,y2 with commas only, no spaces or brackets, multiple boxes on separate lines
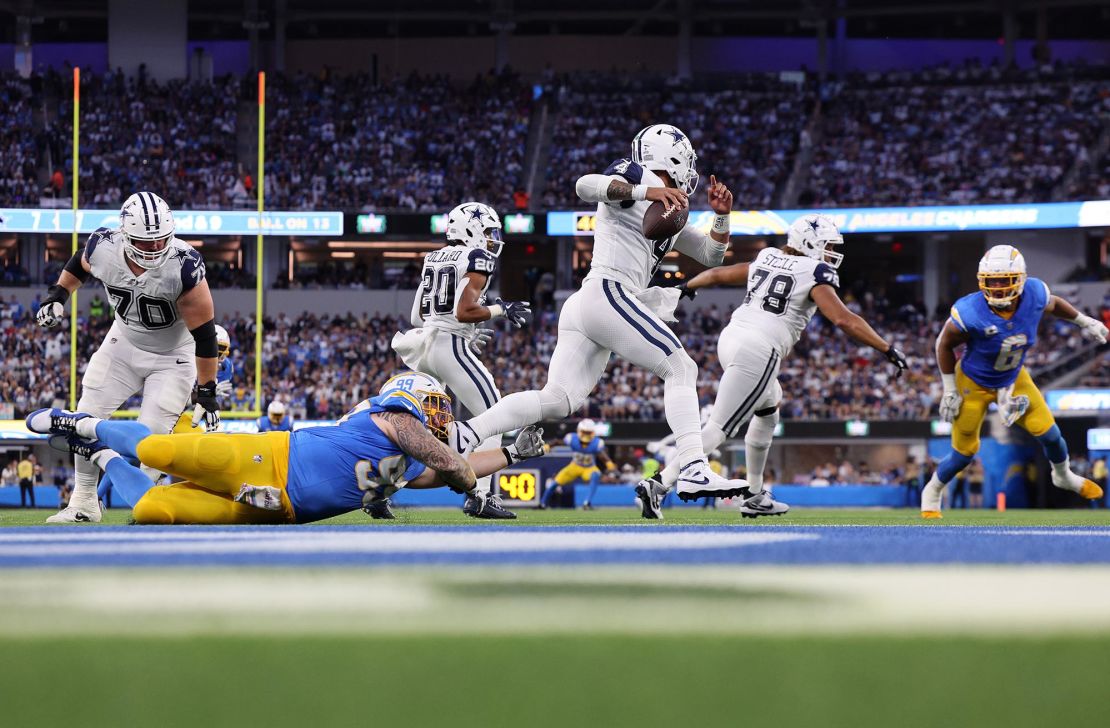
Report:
465,205,485,222
663,128,685,144
120,205,135,220
808,218,821,233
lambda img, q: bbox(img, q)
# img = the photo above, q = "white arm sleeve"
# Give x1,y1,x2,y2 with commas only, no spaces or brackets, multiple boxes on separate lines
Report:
673,224,728,267
409,289,424,328
576,174,622,203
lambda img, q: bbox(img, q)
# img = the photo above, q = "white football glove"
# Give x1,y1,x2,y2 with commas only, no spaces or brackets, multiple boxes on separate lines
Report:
1076,314,1109,344
996,383,1029,428
938,373,962,423
37,301,65,328
506,426,546,463
215,380,233,398
468,328,493,355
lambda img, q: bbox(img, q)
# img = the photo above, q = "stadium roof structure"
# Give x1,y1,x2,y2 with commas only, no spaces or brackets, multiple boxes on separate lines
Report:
3,0,1109,41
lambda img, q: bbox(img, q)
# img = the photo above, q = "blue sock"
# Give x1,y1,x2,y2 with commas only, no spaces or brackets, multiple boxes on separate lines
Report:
95,421,153,459
104,457,156,508
936,450,973,484
585,472,601,504
1035,425,1068,464
542,481,559,506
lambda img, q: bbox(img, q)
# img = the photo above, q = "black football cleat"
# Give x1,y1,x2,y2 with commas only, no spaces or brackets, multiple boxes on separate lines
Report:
463,493,517,519
362,498,397,520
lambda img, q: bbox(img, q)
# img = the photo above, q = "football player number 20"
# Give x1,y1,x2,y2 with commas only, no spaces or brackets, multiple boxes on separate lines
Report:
993,334,1028,372
419,268,457,318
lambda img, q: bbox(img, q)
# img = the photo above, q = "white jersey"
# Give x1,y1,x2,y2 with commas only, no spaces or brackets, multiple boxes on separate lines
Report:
84,226,206,353
584,158,708,292
729,246,840,357
411,244,497,336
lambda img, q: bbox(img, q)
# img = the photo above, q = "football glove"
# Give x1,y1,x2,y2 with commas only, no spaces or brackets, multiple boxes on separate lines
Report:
997,384,1029,428
215,380,233,398
468,327,493,355
884,345,908,379
676,282,697,301
190,381,221,432
1076,314,1109,344
504,426,545,464
37,301,65,328
938,389,962,423
494,298,531,329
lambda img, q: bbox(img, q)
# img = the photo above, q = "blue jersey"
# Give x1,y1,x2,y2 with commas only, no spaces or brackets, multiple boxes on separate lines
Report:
284,391,428,523
950,277,1050,390
216,358,234,385
257,415,293,432
565,433,604,468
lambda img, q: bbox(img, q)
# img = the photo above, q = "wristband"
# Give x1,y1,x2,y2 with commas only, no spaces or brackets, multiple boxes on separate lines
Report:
43,284,70,306
487,304,504,319
631,185,648,202
502,447,517,465
941,373,957,392
712,214,730,234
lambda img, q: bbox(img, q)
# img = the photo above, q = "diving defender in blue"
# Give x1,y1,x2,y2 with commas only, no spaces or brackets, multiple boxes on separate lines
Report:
28,372,545,524
921,245,1108,517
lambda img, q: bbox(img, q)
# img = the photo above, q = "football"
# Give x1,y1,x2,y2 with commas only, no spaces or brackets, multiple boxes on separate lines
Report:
642,200,689,240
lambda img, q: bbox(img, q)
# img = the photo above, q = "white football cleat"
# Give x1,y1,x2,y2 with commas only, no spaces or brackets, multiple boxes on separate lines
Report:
447,420,481,456
26,407,93,436
46,502,102,524
738,490,790,518
675,459,749,502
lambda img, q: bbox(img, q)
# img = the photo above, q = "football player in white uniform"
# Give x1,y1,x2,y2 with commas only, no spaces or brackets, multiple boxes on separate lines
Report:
450,124,748,501
636,214,908,519
35,191,220,522
391,202,531,519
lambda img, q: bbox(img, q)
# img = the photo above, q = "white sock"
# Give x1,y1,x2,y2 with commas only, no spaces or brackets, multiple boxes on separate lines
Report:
469,391,543,441
90,448,120,472
75,417,103,440
663,379,703,467
660,460,679,490
1050,458,1083,492
744,413,777,496
921,473,948,511
71,455,101,508
473,435,502,495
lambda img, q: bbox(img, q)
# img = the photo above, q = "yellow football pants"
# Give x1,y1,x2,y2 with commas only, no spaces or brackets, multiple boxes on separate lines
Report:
952,363,1055,457
132,431,296,525
554,463,601,486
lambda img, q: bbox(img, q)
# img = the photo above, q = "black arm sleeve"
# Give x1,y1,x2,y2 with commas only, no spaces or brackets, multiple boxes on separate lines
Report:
190,318,218,358
43,284,70,306
63,248,90,282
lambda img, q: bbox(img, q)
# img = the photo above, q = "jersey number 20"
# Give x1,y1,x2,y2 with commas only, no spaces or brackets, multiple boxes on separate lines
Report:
419,268,457,318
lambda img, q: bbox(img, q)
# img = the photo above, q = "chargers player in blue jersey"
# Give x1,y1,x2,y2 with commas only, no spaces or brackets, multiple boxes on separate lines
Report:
921,245,1108,518
27,372,545,524
257,401,293,432
214,325,234,399
539,419,617,510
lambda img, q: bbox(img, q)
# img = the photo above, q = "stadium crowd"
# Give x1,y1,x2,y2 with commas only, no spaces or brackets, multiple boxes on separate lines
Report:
0,74,42,207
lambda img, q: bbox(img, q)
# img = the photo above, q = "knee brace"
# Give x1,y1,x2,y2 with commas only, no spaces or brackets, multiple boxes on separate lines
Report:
655,350,698,388
745,409,779,449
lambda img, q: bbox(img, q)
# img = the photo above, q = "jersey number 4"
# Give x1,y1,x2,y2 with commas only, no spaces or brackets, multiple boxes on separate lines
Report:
104,285,177,329
419,268,458,318
744,270,795,315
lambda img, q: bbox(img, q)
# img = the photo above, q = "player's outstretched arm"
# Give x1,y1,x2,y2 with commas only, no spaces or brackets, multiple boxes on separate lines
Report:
575,174,688,209
1045,294,1109,343
812,285,908,377
378,411,477,492
681,262,751,295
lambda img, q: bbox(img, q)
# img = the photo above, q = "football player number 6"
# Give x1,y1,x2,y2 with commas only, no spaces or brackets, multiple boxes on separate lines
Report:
993,334,1028,372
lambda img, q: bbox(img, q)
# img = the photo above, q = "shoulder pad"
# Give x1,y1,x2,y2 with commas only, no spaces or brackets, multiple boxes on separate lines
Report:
595,438,605,450
178,246,206,291
374,390,426,423
949,305,968,332
467,248,496,275
813,262,840,289
84,227,114,261
603,158,644,185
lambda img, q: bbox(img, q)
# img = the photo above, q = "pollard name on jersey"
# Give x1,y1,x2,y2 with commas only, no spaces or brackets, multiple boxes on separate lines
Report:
416,244,497,335
730,246,840,357
584,158,707,292
84,226,206,353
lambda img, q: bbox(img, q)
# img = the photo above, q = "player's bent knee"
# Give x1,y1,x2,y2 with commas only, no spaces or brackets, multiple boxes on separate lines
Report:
656,350,697,386
539,384,576,420
136,435,176,471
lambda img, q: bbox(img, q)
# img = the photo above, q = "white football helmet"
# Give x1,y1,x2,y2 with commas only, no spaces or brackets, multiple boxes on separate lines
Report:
379,371,454,442
215,325,230,362
786,214,844,268
577,418,597,444
631,124,699,194
977,245,1027,308
267,400,286,425
119,191,175,269
445,202,504,257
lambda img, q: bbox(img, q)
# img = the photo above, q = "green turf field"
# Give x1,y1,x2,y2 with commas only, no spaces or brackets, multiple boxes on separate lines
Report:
1,635,1108,728
3,506,1110,527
